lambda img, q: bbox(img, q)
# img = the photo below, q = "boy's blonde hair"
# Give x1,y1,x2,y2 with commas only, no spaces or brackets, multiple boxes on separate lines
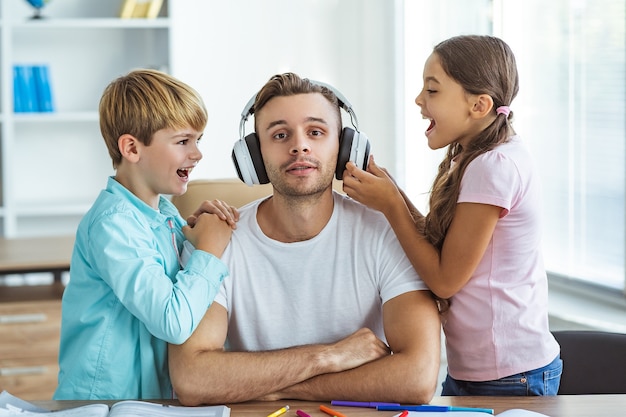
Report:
99,69,208,168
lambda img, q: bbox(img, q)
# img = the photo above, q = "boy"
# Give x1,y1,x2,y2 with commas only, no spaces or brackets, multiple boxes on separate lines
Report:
54,69,233,400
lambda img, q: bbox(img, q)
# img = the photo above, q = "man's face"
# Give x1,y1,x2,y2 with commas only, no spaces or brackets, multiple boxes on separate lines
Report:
255,93,340,197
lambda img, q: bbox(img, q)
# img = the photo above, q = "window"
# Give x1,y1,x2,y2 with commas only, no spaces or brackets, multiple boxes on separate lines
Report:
403,0,626,292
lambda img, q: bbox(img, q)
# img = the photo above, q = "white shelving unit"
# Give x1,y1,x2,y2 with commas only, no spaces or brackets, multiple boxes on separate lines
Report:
0,0,170,237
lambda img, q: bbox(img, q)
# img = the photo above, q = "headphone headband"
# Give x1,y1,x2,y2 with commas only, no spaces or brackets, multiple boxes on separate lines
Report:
238,79,359,140
308,79,358,127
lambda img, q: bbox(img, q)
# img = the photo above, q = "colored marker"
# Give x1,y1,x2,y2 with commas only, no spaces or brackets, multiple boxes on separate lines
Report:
320,404,348,417
267,405,290,417
398,411,409,417
331,401,401,408
377,405,494,414
296,410,312,417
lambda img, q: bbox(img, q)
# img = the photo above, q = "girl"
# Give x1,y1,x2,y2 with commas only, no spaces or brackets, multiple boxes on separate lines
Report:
343,35,561,396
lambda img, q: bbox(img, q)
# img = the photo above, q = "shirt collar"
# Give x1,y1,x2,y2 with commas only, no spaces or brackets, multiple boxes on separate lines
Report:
106,176,180,225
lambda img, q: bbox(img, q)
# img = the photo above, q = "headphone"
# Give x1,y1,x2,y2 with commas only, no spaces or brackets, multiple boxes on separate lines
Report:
231,80,371,186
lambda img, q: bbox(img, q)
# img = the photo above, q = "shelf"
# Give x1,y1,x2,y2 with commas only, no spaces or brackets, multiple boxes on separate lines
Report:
10,18,170,29
11,112,99,123
15,204,92,217
0,1,171,238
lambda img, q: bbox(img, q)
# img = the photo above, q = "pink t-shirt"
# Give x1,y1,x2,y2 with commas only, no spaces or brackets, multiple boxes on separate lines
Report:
443,135,560,381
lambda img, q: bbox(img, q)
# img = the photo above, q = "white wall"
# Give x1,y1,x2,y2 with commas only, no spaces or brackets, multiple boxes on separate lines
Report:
169,0,398,181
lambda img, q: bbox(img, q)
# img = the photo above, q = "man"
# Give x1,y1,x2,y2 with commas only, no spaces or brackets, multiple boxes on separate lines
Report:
169,73,441,405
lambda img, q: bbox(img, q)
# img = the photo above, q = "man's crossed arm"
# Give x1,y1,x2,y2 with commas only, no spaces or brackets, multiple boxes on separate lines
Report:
168,290,441,405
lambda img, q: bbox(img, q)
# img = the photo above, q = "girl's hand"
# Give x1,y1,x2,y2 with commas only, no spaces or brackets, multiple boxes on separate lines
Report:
187,199,239,229
343,155,403,214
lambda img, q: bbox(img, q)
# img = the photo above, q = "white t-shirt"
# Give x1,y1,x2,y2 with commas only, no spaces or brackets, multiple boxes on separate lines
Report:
444,135,560,381
185,191,428,352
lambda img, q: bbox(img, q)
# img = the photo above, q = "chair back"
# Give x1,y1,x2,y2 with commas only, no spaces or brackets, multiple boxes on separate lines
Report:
171,179,273,218
552,330,626,394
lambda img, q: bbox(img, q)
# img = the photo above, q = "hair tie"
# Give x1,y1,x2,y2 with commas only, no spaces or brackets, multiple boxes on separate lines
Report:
496,106,511,117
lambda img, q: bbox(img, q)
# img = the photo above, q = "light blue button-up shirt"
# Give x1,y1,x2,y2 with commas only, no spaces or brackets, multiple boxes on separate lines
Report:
54,177,228,400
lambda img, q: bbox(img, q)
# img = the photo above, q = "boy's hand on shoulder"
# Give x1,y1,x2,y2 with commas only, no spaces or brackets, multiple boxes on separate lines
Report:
187,199,239,229
182,213,233,258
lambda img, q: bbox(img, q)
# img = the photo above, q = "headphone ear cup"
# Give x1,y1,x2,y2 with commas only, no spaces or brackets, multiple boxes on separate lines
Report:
231,142,250,185
336,127,354,180
336,127,371,179
232,133,270,185
244,133,270,184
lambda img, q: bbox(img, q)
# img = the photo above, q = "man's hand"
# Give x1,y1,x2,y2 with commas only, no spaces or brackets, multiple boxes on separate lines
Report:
323,328,391,373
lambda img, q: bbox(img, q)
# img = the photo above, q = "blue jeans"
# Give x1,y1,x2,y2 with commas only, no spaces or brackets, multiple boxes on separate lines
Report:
441,355,562,396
